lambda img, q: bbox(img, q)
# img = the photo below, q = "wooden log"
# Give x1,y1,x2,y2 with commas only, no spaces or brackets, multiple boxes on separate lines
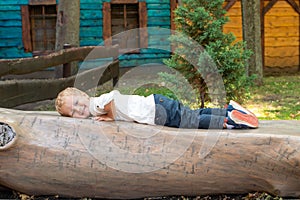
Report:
0,108,300,199
0,61,119,108
0,46,119,77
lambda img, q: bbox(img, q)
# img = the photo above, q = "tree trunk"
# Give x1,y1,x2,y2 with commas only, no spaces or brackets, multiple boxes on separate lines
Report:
0,108,300,199
241,0,264,85
55,0,80,78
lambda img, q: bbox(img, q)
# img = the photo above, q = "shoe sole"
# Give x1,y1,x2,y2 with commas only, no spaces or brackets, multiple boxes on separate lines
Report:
229,110,259,128
229,100,256,117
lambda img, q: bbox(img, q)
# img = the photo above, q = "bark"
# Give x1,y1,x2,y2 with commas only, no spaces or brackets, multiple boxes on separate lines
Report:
55,0,80,78
241,0,263,84
0,108,300,199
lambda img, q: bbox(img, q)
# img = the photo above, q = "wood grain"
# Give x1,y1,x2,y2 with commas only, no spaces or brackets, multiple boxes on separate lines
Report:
0,108,299,199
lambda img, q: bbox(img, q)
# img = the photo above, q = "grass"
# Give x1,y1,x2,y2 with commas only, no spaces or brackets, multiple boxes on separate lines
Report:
22,72,300,122
116,73,300,121
245,74,300,120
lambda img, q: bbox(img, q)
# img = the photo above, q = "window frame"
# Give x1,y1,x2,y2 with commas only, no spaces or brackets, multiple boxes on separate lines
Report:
21,0,57,55
103,1,148,52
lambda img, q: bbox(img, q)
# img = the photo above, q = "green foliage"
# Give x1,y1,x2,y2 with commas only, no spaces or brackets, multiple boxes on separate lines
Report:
162,0,255,107
133,84,178,100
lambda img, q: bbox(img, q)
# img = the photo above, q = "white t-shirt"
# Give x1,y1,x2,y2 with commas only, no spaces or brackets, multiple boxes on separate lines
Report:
89,90,156,125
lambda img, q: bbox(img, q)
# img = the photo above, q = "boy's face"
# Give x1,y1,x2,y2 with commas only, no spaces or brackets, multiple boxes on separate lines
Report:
60,95,91,118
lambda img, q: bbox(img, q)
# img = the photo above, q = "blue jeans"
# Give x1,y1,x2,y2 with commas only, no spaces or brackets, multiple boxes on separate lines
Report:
154,94,227,129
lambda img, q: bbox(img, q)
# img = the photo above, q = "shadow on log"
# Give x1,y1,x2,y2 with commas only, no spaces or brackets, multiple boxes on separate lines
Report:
0,108,300,199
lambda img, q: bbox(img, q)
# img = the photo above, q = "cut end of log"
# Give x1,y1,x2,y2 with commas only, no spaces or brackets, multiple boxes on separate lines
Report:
0,122,17,150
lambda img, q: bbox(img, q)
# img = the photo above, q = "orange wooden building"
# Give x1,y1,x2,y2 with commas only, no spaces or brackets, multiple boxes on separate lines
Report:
223,0,300,73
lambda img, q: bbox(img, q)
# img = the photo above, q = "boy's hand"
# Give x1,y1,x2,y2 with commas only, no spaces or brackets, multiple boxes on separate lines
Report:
93,115,114,121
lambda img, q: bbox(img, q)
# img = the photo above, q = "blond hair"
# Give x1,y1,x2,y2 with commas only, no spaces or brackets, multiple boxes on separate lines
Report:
55,87,90,116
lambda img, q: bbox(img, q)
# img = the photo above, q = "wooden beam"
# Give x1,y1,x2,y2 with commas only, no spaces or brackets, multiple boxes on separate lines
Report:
223,0,237,11
286,0,300,14
170,0,177,30
0,112,300,199
103,2,112,46
139,2,148,48
241,0,263,84
21,6,32,52
262,0,278,15
0,61,119,108
0,46,119,77
29,0,56,5
111,0,138,4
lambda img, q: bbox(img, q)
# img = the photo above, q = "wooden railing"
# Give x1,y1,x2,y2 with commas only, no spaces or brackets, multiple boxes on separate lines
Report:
0,46,120,108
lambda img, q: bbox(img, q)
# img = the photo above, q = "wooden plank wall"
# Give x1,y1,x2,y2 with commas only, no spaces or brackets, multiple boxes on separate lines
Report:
1,0,299,70
0,0,33,59
263,0,299,70
80,0,171,68
119,0,171,67
80,0,104,46
223,2,243,41
0,0,171,68
223,0,300,70
142,0,171,67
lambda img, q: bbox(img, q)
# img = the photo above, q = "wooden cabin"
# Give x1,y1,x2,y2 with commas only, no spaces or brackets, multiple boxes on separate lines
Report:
0,0,299,72
0,0,174,69
223,0,300,73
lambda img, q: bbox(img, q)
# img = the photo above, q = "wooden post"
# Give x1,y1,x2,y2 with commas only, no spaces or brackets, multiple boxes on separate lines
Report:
63,43,72,78
241,0,263,85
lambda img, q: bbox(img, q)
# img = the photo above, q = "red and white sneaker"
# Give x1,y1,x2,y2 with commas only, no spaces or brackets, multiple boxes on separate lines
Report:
228,110,259,128
228,100,257,117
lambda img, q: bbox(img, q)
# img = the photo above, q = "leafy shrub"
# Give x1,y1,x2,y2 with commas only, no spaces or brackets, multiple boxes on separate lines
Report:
161,0,255,107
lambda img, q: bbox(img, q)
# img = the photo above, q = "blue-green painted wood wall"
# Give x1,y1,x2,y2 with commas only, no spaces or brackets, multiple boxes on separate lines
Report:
0,0,172,67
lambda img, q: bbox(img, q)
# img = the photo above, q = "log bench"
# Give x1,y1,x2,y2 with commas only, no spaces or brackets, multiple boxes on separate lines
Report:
0,108,299,199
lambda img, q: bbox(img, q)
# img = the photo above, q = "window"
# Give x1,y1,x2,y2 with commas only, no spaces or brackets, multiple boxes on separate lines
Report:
103,1,148,52
111,4,139,49
22,1,57,55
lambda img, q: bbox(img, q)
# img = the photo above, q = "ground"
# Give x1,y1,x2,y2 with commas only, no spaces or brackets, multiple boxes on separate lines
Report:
245,74,300,120
14,70,300,121
0,189,287,200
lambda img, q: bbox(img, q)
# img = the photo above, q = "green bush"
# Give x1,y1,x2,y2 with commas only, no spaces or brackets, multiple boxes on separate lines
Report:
161,0,255,107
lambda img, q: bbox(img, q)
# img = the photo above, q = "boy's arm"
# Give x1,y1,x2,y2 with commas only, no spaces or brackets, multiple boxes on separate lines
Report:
93,115,114,121
93,100,115,121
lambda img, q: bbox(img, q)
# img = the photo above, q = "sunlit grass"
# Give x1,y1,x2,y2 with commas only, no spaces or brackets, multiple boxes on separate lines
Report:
94,72,300,121
245,74,300,120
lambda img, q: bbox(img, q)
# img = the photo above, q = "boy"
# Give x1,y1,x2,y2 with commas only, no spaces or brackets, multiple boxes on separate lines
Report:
55,87,258,129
